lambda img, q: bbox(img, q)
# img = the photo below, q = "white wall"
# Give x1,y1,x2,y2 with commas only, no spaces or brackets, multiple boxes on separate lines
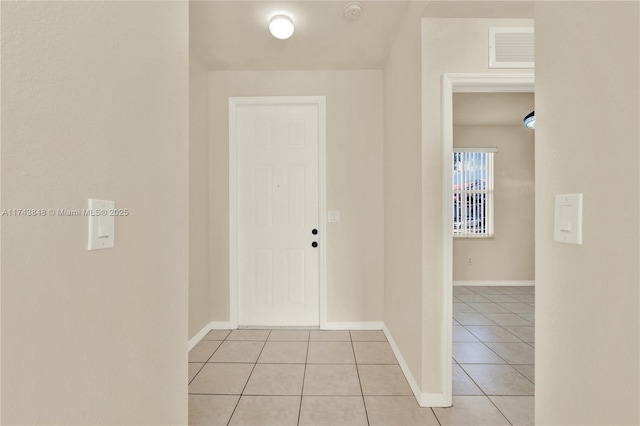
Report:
1,2,189,424
189,50,211,339
209,70,384,324
535,2,639,424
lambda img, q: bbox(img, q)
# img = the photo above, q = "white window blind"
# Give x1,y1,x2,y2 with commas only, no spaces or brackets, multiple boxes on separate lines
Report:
453,148,496,238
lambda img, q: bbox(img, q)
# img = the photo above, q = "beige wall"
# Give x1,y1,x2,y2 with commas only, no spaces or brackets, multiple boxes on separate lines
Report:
383,0,428,390
1,2,188,424
421,16,533,394
209,70,384,323
189,50,211,339
453,93,535,282
535,2,639,424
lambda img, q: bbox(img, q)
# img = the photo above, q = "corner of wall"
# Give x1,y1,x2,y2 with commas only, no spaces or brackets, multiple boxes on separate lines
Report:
189,50,212,340
382,0,429,398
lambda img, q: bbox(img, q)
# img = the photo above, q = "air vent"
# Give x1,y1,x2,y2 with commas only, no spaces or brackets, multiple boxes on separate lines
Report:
489,27,534,69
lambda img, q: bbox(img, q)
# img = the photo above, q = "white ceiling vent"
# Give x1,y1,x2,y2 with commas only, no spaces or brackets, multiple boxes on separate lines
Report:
489,27,534,69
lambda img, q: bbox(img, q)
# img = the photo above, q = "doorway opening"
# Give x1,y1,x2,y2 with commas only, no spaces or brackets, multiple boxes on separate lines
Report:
441,74,535,405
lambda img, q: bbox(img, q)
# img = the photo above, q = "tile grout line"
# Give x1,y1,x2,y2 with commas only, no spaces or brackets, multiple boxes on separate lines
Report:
296,334,311,426
188,333,229,386
458,320,515,366
349,330,370,426
456,362,491,399
431,406,443,426
461,322,532,346
485,395,515,426
225,330,271,426
188,362,205,386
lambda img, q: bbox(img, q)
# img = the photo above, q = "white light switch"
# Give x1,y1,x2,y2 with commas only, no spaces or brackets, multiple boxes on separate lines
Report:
88,199,115,250
559,205,572,232
328,211,341,223
554,194,582,245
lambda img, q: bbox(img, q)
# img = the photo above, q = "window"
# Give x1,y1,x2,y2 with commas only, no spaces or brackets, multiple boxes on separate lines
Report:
453,148,496,237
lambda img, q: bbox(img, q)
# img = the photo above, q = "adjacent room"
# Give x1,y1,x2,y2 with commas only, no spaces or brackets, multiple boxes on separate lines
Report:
451,92,535,419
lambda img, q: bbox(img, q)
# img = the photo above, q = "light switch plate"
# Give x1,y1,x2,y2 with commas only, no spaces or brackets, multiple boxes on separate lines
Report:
328,211,341,223
88,199,115,250
554,193,582,245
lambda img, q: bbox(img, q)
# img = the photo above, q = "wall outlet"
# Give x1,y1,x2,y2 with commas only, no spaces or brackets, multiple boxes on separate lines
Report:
467,257,472,265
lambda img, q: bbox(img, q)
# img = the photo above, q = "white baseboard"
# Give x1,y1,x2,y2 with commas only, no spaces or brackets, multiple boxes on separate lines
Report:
421,393,449,407
383,325,447,408
188,321,236,351
210,321,235,329
322,321,384,330
382,325,423,405
188,322,213,351
453,280,535,287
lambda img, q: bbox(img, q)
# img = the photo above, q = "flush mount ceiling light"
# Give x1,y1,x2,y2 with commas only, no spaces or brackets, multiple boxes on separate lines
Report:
269,14,294,40
524,111,535,129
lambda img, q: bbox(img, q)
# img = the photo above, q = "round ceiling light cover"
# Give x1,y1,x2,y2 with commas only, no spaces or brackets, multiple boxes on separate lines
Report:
269,15,294,39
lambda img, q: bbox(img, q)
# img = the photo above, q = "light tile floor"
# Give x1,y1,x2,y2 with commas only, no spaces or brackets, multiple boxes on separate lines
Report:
447,285,535,425
188,286,534,425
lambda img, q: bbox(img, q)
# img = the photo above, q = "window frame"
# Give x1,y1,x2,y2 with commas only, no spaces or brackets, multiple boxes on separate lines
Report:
452,148,497,238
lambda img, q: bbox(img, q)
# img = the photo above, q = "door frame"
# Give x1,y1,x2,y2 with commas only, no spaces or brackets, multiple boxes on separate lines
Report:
229,96,327,329
441,73,534,405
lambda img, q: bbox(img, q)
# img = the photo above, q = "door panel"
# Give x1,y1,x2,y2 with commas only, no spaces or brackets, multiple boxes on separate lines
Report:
236,103,320,326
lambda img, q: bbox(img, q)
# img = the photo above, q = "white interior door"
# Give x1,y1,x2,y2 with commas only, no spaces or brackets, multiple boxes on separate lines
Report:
233,100,321,327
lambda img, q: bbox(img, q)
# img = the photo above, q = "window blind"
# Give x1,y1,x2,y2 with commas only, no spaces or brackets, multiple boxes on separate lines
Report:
453,148,496,237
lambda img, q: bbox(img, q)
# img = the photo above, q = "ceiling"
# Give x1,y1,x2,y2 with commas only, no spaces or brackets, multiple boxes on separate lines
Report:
453,93,535,127
424,1,533,19
189,1,535,71
189,1,410,70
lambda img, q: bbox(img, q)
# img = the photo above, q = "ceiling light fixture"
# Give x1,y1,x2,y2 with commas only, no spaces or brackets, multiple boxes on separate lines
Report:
269,14,294,40
524,111,535,129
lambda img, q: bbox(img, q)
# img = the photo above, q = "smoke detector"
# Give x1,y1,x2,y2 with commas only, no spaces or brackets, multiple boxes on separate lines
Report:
344,2,363,21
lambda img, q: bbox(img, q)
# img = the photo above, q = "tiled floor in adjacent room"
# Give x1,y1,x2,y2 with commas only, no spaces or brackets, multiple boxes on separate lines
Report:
188,286,534,425
448,285,534,425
